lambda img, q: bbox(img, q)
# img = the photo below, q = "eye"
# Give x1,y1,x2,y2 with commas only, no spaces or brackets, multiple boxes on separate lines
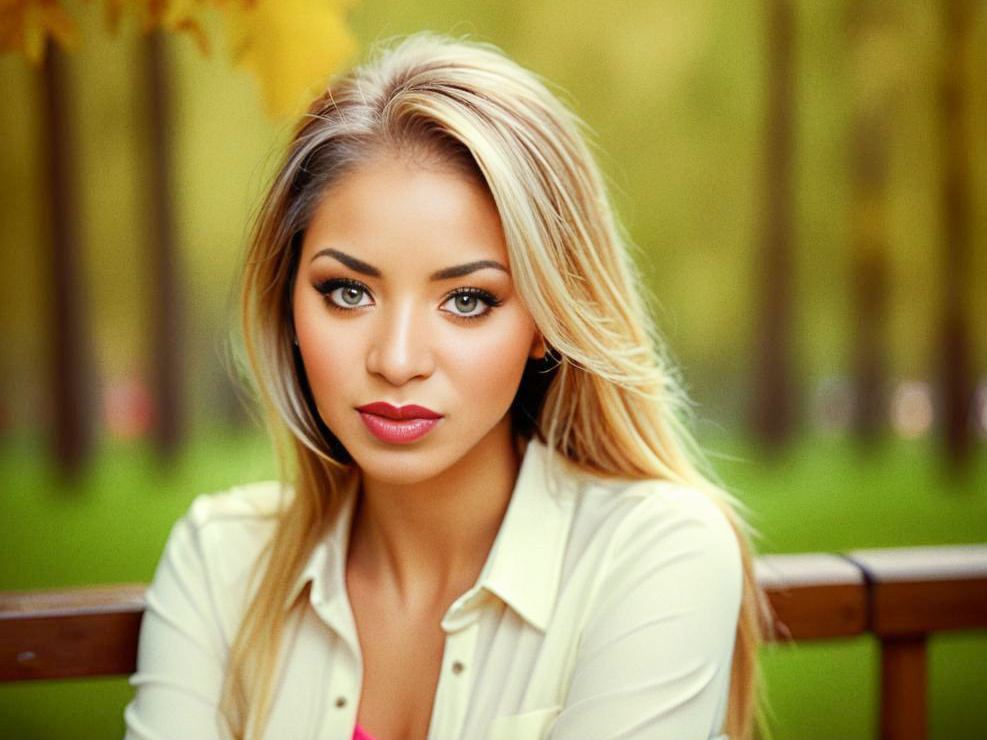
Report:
440,288,502,319
335,285,369,307
315,278,374,310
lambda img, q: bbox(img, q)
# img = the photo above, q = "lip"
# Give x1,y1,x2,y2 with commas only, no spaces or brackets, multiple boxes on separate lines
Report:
355,402,442,420
356,402,443,444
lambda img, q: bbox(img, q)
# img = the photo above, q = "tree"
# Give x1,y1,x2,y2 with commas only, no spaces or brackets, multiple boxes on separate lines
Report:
751,0,798,451
2,0,358,467
937,0,977,470
39,35,94,477
141,28,182,459
847,0,897,447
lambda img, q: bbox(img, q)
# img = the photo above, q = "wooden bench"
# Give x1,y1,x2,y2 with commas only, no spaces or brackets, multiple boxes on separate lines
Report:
2,545,986,740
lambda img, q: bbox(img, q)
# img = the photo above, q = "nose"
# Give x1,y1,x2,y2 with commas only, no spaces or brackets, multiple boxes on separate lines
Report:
365,300,435,386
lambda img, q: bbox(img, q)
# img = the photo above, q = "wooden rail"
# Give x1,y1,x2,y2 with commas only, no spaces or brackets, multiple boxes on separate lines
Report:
0,584,146,681
757,545,987,740
2,545,986,740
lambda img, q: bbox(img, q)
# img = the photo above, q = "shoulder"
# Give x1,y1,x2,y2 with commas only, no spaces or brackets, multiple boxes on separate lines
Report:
169,480,289,561
575,470,738,544
135,481,294,666
153,481,292,612
174,478,291,561
562,474,744,637
620,479,738,551
182,479,291,528
542,473,743,740
566,471,742,586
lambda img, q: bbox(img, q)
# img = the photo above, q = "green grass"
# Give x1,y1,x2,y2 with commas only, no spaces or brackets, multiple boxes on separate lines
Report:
706,432,987,740
707,433,987,553
1,429,984,740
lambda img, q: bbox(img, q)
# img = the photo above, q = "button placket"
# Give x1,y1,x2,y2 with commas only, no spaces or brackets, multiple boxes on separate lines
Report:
320,631,361,740
427,621,480,740
327,671,358,738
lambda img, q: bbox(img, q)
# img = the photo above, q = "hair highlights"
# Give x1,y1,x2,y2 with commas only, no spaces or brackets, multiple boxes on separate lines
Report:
230,32,773,740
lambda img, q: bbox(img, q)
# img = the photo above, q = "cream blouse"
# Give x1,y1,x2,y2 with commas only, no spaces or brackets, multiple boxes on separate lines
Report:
123,438,741,740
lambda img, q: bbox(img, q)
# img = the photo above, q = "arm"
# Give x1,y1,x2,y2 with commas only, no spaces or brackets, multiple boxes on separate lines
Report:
549,489,743,740
123,508,230,740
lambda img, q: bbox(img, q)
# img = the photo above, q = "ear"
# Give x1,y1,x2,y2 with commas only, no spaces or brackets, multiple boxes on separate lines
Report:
529,331,547,360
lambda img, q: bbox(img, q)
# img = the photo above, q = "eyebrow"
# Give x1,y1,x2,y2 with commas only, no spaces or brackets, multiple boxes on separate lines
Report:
430,260,508,280
310,248,380,277
310,248,508,281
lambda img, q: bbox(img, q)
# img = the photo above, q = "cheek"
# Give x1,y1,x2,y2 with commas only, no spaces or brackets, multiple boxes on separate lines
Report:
442,314,535,411
294,314,361,419
298,336,352,408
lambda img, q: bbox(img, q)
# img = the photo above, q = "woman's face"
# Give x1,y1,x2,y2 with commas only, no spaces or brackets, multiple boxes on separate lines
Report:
292,153,542,485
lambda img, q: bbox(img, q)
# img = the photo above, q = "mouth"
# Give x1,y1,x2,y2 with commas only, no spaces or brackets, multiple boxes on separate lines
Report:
355,402,443,444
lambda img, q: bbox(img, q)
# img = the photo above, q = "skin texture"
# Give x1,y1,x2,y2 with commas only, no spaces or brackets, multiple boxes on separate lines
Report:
291,151,544,740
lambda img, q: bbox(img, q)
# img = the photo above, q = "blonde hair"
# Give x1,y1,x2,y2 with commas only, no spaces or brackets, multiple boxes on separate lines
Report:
230,32,774,740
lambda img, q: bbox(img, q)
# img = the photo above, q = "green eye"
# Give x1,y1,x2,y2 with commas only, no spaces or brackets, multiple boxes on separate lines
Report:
314,278,372,310
441,288,501,319
455,294,478,313
339,286,365,305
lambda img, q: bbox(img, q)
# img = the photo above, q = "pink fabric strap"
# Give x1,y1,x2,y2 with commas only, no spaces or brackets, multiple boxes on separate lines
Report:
352,722,379,740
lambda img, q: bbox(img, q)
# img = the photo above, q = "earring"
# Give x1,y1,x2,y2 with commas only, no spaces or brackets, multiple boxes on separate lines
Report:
542,344,562,366
530,335,547,361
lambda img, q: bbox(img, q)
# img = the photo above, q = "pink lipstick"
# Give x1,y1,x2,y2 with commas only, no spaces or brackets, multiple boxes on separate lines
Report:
356,402,442,444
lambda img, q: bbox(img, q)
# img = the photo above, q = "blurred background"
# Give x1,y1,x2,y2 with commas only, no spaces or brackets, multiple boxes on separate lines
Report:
1,0,985,738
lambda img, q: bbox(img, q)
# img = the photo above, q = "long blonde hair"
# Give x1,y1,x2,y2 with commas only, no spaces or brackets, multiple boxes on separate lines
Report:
231,32,774,740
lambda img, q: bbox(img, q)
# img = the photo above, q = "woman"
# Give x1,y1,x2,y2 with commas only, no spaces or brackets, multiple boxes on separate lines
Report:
124,33,772,740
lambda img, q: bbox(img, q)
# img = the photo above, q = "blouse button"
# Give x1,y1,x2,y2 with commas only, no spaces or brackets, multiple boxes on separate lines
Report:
335,696,347,708
451,660,465,675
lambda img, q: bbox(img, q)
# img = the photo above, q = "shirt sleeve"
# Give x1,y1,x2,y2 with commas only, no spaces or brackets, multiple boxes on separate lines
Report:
123,506,230,740
548,488,743,740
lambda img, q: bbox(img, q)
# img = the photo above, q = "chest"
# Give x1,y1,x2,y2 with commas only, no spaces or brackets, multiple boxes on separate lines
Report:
265,591,581,740
347,580,451,740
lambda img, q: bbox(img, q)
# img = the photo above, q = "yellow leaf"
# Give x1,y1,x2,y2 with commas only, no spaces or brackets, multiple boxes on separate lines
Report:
172,15,208,54
223,0,357,118
94,0,155,35
23,6,45,62
41,0,77,45
0,0,80,64
98,0,211,53
102,0,126,33
160,0,202,29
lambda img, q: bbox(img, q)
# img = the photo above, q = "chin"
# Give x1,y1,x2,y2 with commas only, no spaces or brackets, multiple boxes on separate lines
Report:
330,415,511,487
345,441,464,486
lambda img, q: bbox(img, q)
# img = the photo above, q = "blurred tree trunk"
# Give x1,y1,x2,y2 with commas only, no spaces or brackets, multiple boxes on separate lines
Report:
848,1,895,447
41,38,93,477
938,0,976,470
142,30,183,459
751,0,798,450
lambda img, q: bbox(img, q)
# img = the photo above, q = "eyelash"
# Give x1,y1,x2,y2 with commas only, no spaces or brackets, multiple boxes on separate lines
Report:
313,278,503,321
446,287,504,321
314,278,370,311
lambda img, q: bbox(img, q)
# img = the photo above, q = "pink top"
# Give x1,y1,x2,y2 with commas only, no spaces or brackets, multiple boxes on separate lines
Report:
352,723,379,740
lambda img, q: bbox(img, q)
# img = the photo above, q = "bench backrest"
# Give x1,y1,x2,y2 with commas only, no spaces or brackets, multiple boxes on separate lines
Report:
3,545,986,740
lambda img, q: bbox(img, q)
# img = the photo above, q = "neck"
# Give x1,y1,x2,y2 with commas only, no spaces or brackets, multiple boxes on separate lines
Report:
348,418,522,613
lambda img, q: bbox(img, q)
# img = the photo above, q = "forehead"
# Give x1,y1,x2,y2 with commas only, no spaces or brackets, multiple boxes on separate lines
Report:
299,156,509,272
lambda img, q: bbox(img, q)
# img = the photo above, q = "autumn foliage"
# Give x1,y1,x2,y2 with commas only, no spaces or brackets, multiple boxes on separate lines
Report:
0,0,359,116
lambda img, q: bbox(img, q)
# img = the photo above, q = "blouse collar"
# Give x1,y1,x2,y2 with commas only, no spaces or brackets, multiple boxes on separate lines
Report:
286,437,577,639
